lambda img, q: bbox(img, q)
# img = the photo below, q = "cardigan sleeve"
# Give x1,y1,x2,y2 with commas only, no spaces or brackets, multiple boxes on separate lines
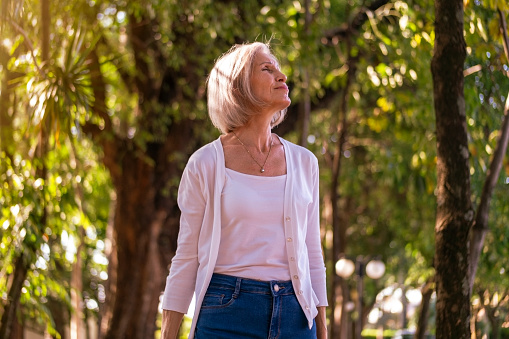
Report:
306,157,328,307
161,159,206,313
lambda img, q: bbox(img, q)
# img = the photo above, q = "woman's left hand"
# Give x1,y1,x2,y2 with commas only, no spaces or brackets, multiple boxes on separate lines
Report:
315,306,328,339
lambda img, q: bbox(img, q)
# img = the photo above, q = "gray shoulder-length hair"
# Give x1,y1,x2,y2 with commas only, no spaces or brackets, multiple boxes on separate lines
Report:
206,42,287,134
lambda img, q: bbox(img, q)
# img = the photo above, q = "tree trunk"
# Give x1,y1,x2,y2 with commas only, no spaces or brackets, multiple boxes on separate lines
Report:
87,95,197,338
85,24,198,337
71,228,85,339
486,307,501,339
431,0,472,338
0,45,13,155
330,53,357,339
0,253,29,339
89,7,210,337
99,199,116,338
323,2,392,335
479,290,502,339
47,296,69,339
100,141,185,338
299,68,311,147
10,311,23,339
298,0,312,147
103,155,162,338
41,0,49,62
413,277,433,339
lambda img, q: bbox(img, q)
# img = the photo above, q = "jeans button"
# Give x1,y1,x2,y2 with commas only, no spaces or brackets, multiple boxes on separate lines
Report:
274,284,280,292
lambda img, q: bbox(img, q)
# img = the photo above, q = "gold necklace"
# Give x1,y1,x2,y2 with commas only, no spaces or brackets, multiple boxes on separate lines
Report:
232,131,273,173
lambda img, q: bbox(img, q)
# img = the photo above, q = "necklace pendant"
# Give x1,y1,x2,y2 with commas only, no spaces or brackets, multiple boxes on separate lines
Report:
232,131,273,175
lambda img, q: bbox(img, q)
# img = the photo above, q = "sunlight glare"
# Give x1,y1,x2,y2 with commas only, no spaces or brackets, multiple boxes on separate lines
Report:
86,299,99,310
41,243,50,257
33,178,43,189
96,239,105,250
117,11,126,23
62,230,78,262
35,256,48,270
406,289,422,304
368,307,382,324
100,271,108,280
93,251,109,265
260,6,270,15
86,226,97,240
2,39,12,49
399,15,408,30
61,230,69,245
11,205,19,217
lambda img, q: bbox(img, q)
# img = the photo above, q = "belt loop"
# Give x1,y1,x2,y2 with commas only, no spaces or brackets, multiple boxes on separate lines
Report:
233,277,242,298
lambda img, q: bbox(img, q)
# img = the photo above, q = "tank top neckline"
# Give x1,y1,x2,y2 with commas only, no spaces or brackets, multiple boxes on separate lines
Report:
225,167,287,179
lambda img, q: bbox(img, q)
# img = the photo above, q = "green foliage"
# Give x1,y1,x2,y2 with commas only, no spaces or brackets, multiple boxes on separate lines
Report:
1,1,112,334
361,328,397,338
0,141,111,334
464,3,509,332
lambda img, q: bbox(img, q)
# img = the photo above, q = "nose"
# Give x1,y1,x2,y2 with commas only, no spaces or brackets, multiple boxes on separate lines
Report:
276,71,287,82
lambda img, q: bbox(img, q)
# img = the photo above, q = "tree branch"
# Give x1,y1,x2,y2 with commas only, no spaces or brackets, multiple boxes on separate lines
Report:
8,18,43,74
468,8,509,293
469,92,509,291
322,0,391,44
99,36,137,94
82,121,122,184
128,13,155,98
88,48,113,132
499,8,509,63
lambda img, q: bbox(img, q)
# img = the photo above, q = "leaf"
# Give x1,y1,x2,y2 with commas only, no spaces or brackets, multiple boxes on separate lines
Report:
477,17,489,42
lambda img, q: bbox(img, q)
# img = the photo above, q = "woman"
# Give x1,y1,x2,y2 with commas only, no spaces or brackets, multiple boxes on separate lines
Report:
161,42,328,339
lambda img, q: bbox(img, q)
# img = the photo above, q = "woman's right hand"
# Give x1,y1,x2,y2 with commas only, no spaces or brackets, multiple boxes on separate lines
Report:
160,310,185,339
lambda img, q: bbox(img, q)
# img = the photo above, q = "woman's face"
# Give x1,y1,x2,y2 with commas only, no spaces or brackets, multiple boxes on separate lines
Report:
250,51,291,113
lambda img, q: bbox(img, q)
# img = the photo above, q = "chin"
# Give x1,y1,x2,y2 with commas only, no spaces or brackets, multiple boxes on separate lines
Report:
266,98,291,113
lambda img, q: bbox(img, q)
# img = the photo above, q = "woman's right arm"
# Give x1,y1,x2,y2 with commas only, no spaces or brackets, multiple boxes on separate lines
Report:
161,156,208,336
161,310,185,339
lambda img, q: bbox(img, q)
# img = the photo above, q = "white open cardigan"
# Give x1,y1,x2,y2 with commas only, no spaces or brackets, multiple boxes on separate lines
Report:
162,136,328,338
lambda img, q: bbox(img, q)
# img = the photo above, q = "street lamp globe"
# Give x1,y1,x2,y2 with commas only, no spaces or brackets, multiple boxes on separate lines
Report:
335,258,355,278
365,259,386,279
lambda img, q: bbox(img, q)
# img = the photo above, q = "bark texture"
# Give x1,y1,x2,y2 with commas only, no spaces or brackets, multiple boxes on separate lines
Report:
431,0,472,338
0,254,29,339
81,11,202,338
413,277,433,339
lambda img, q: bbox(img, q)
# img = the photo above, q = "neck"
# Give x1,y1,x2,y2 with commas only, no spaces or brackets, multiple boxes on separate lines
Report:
233,122,273,152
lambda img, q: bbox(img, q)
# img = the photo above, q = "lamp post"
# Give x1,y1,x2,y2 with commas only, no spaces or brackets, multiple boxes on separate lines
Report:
336,256,385,339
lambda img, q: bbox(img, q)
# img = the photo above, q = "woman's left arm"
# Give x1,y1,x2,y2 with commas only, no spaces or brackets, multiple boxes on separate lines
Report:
304,157,328,338
306,157,328,305
315,306,328,339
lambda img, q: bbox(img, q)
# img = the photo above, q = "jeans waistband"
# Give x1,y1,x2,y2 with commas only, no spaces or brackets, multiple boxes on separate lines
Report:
209,273,295,296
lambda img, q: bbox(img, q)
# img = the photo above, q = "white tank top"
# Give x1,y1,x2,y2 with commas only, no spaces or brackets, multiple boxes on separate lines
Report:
214,168,291,281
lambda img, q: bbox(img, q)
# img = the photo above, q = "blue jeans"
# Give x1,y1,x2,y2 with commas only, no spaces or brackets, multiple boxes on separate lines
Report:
195,273,316,339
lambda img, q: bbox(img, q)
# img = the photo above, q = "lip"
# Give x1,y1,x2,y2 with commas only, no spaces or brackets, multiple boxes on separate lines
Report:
275,84,289,91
